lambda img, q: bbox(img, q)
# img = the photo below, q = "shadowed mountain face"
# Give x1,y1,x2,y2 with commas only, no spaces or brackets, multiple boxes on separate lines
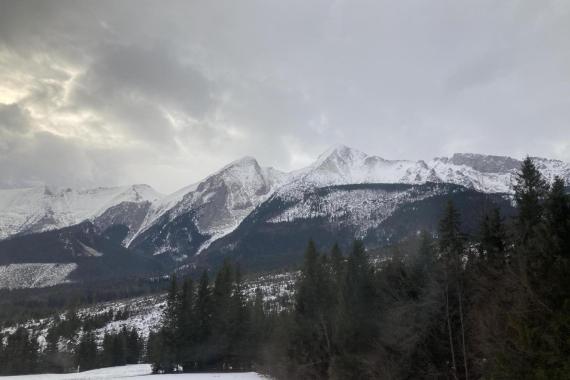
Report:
197,183,516,272
0,222,165,284
0,146,567,282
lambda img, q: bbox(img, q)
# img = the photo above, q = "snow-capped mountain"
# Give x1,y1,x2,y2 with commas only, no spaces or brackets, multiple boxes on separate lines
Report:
128,156,287,258
0,184,162,240
282,145,570,194
1,145,568,262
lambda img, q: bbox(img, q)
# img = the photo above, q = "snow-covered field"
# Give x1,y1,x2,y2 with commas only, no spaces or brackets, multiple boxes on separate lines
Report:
0,364,268,379
0,263,77,289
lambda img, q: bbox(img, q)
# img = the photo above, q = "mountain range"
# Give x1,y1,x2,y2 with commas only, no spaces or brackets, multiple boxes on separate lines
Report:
0,145,568,286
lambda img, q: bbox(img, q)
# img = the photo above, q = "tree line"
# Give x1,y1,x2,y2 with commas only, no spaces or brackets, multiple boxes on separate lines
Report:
0,309,142,375
147,264,267,373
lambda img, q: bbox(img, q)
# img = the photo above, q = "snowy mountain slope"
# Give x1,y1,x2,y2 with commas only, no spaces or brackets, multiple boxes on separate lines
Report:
268,184,446,237
200,183,516,272
0,185,162,241
281,145,570,195
0,221,166,282
0,263,78,289
128,157,287,257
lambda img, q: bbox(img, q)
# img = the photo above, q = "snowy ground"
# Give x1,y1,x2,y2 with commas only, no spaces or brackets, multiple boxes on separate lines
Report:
0,263,77,289
0,364,269,379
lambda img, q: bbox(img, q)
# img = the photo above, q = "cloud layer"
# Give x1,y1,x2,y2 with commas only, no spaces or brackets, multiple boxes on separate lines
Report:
0,0,569,193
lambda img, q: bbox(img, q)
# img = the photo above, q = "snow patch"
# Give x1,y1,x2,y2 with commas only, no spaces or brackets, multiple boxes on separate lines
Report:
0,263,77,289
0,364,269,379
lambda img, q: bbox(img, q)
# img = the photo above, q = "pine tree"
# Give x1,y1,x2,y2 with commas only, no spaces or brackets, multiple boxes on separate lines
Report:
543,176,570,260
289,240,335,379
478,207,506,267
76,330,98,371
330,243,345,291
195,270,212,370
100,332,114,368
3,327,39,375
210,260,235,370
494,159,568,379
112,330,127,366
249,287,266,366
513,157,548,245
160,275,180,372
126,328,141,364
147,331,166,374
331,239,377,379
438,200,469,380
42,325,64,373
229,265,249,370
178,278,196,371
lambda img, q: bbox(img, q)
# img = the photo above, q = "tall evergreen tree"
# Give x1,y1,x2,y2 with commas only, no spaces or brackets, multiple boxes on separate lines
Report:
193,271,212,370
76,330,98,371
513,157,549,245
478,207,506,268
210,260,235,369
160,275,180,372
512,156,549,286
100,332,114,368
2,327,39,375
290,240,334,379
438,200,469,380
178,277,196,371
331,240,377,379
125,328,141,364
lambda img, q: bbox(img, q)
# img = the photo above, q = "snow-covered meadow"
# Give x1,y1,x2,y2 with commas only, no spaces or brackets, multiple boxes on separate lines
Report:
0,364,269,379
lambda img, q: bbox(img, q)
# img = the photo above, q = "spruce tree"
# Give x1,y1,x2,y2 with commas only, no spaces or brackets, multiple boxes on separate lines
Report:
290,240,334,379
438,200,469,380
195,271,212,370
160,275,180,372
147,331,166,374
76,330,98,371
513,157,548,245
178,278,196,371
229,265,249,370
101,332,114,368
126,328,141,364
332,240,377,379
512,157,549,286
478,207,506,272
112,330,127,366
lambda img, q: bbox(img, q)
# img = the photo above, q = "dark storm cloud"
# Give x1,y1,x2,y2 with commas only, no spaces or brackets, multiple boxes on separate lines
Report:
0,0,568,192
70,44,214,145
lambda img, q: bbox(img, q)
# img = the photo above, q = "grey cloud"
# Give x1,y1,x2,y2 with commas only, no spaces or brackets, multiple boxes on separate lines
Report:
0,104,30,134
0,0,568,192
0,131,122,189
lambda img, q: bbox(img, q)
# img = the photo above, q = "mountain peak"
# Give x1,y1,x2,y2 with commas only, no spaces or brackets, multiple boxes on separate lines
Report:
223,156,260,170
315,144,367,166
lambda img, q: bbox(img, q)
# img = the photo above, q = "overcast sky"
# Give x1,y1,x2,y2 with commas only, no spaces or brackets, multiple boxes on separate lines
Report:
0,0,569,193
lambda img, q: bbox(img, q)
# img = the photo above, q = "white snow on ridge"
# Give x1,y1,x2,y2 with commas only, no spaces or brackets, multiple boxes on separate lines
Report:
280,145,569,195
0,185,163,240
269,185,444,236
0,263,78,289
1,145,568,252
129,156,288,255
